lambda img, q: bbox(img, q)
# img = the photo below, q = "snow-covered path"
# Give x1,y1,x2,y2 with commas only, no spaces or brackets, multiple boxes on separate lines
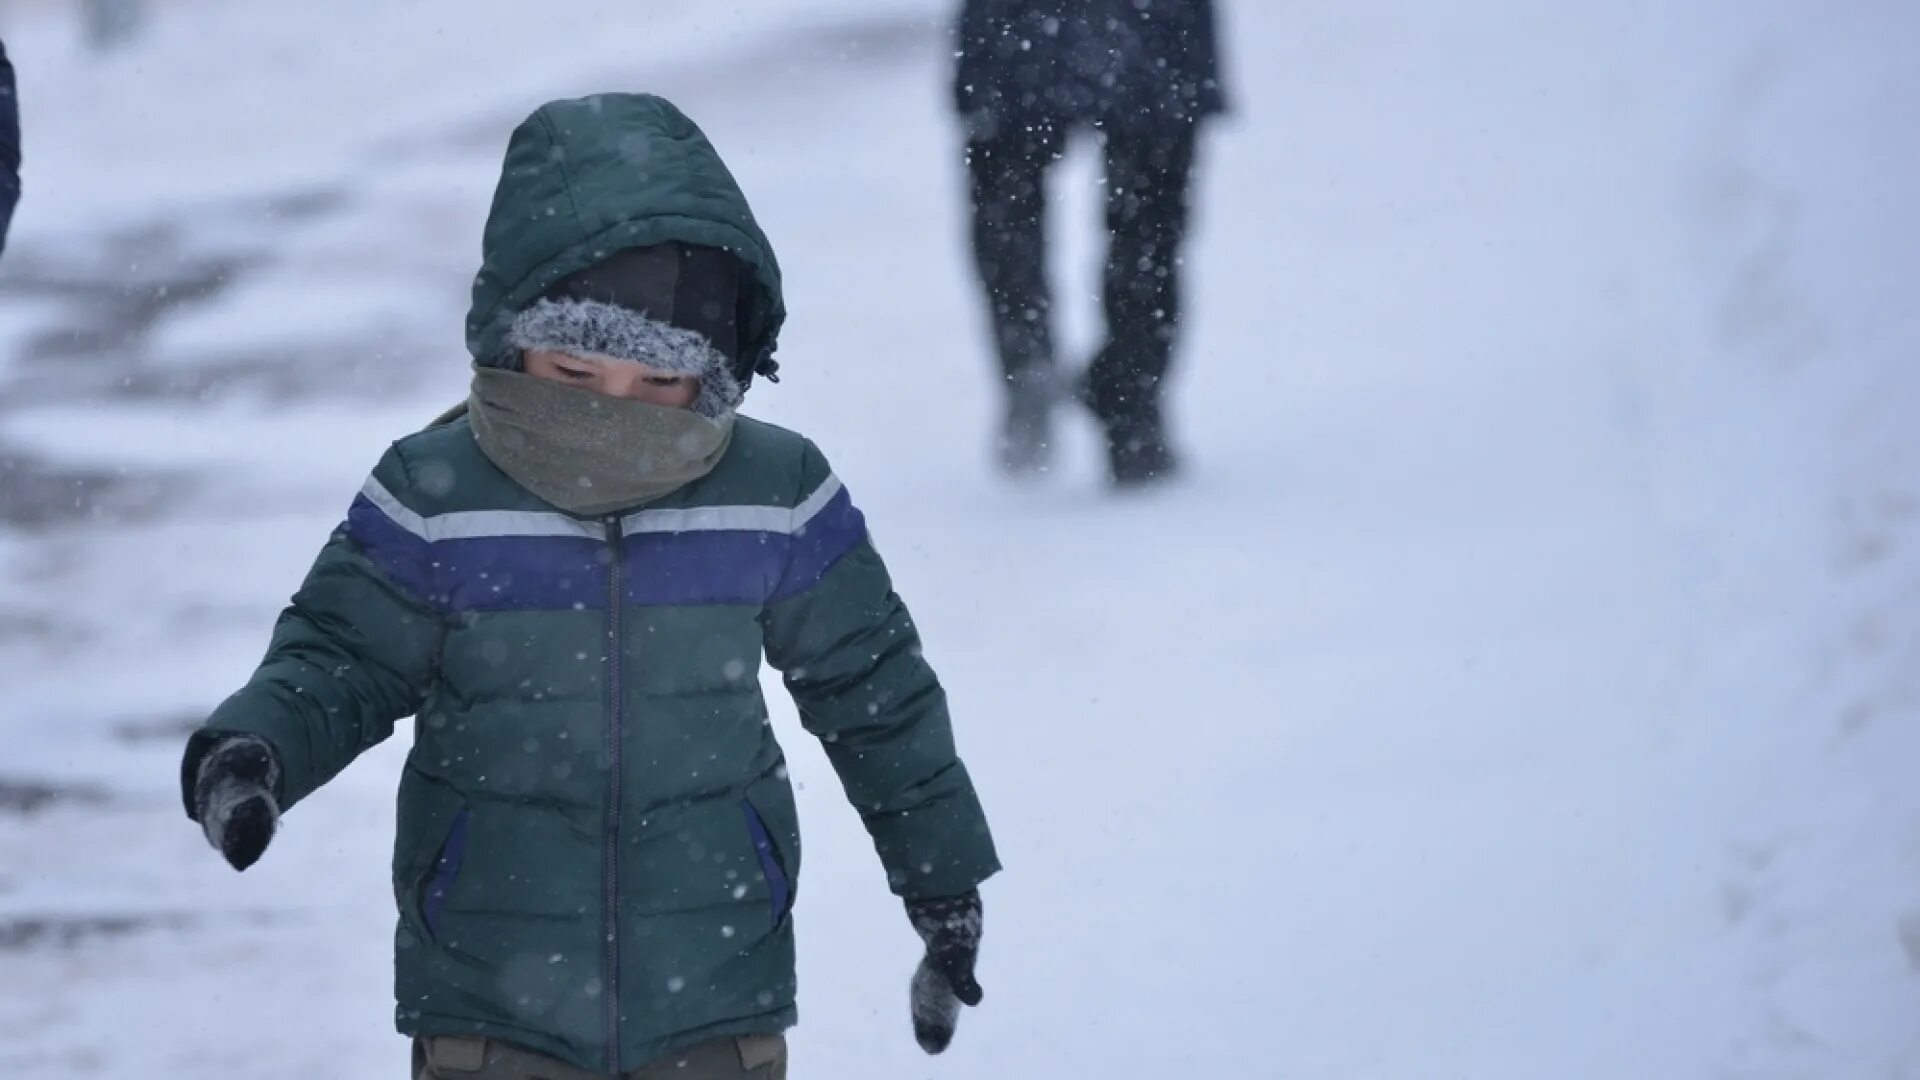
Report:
2,3,1914,1077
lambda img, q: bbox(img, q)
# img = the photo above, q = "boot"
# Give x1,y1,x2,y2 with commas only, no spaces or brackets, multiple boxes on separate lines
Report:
997,368,1056,476
1104,399,1178,487
1078,370,1178,487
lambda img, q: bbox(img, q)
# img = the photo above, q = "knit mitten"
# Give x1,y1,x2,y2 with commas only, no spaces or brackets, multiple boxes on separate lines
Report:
190,735,281,871
906,890,984,1054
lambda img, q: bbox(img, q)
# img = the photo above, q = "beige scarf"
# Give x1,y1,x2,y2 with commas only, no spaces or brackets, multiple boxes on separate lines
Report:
464,367,734,516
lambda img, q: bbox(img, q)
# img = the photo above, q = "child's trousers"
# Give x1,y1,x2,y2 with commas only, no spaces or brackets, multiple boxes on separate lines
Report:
413,1034,787,1080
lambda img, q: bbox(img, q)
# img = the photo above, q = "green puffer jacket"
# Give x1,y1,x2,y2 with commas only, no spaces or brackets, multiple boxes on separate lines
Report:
181,94,1000,1073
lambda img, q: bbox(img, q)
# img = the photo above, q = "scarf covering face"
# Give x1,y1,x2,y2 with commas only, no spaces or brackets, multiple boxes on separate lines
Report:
467,366,734,516
461,297,742,514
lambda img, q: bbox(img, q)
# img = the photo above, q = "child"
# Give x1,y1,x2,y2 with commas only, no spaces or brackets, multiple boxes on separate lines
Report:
180,94,1000,1080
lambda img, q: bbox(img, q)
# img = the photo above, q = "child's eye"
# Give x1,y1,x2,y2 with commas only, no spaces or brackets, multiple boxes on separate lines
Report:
556,367,596,381
644,375,685,386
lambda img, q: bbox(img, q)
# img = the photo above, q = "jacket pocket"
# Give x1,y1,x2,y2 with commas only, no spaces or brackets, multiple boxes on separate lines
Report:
394,767,468,944
740,799,792,927
418,807,471,940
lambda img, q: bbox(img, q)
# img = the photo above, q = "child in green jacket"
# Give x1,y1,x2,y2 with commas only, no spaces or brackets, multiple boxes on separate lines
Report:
181,94,1000,1080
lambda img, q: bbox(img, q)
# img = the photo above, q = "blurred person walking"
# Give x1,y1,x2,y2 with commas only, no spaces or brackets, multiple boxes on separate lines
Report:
955,0,1224,485
1,36,18,255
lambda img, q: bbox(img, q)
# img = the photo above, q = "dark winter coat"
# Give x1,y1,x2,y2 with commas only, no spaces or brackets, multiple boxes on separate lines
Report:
1,38,19,254
182,94,1000,1074
954,0,1225,132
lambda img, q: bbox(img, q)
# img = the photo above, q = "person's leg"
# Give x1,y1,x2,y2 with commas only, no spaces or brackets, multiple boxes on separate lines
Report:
965,120,1067,473
1087,123,1200,484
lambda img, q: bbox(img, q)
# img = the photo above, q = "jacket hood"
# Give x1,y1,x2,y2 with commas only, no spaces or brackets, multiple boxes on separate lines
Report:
466,94,785,382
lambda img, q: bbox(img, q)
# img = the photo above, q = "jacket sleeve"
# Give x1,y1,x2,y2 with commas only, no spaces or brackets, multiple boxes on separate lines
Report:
759,441,1001,900
1,38,20,254
181,443,444,815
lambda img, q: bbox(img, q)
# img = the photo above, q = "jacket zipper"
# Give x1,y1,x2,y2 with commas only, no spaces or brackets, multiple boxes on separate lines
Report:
602,516,625,1072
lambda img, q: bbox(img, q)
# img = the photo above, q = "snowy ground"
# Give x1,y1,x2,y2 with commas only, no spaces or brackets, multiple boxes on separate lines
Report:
1,2,1916,1077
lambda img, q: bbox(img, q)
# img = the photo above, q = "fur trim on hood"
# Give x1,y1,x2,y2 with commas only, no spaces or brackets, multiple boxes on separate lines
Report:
505,298,743,419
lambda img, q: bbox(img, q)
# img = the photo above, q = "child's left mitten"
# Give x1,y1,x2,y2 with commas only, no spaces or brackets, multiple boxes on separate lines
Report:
905,890,985,1054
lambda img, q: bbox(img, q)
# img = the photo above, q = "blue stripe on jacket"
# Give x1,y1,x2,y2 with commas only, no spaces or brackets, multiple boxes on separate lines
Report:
343,494,441,604
770,485,866,603
340,483,868,613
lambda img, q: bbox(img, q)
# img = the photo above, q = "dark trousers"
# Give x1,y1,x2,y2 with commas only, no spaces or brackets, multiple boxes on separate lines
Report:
964,121,1199,429
413,1034,786,1080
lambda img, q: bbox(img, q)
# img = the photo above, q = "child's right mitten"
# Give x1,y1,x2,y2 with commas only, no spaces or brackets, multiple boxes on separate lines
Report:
188,735,281,871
